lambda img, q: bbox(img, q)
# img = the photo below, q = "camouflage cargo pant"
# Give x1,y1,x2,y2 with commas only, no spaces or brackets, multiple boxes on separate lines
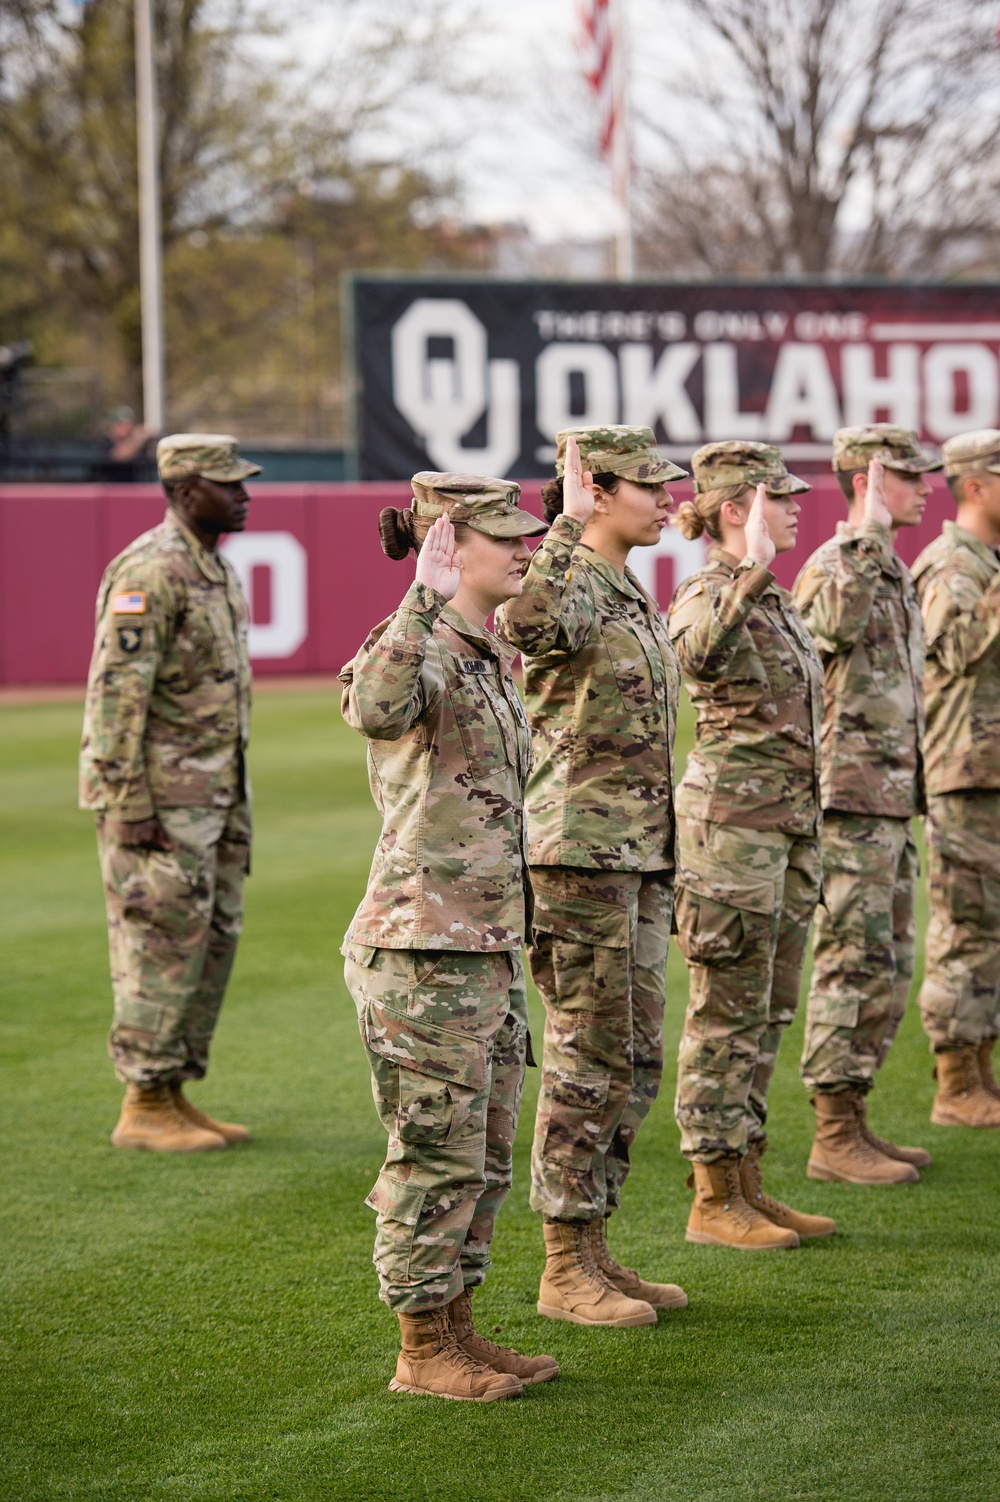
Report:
344,944,528,1314
673,820,821,1162
96,802,251,1086
527,866,673,1223
800,812,916,1093
919,792,1000,1051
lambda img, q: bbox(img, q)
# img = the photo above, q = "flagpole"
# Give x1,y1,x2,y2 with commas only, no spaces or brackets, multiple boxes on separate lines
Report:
134,0,165,431
609,0,635,280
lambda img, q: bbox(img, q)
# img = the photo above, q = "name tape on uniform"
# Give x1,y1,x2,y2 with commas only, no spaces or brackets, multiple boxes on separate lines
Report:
111,591,147,615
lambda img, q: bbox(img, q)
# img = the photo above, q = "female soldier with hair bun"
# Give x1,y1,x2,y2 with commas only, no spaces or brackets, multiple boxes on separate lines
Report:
668,440,835,1250
340,471,558,1402
497,425,690,1328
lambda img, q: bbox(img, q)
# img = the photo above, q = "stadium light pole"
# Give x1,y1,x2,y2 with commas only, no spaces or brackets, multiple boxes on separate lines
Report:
610,0,635,280
134,0,165,432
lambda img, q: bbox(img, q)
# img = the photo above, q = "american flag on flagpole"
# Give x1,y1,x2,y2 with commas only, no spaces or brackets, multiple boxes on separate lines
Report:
578,0,635,277
579,0,617,161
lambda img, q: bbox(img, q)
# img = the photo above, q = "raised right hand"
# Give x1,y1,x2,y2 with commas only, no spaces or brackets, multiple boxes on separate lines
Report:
863,457,892,529
115,816,173,850
415,514,463,600
743,483,776,567
563,435,596,523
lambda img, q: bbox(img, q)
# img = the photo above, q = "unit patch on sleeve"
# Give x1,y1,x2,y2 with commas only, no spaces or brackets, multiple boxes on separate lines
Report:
111,591,147,614
117,625,143,654
674,580,704,611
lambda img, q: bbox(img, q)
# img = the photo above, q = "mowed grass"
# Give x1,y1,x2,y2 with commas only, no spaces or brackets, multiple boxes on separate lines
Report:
1,689,998,1502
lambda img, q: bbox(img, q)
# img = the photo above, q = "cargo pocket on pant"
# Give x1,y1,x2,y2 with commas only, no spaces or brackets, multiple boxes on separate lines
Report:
539,1069,611,1170
675,868,774,969
361,999,485,1146
365,1170,428,1284
944,866,986,927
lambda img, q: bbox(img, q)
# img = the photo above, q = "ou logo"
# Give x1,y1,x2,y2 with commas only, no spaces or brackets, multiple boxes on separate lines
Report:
391,299,521,476
221,531,308,659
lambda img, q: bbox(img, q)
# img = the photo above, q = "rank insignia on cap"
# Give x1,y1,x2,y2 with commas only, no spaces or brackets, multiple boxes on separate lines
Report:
111,592,146,614
117,626,142,654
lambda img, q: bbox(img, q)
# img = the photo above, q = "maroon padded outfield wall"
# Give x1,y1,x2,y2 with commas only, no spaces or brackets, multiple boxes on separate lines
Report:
0,477,955,686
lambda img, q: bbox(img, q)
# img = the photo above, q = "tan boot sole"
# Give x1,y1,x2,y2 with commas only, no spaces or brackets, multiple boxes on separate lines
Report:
110,1128,226,1153
536,1300,656,1327
807,1157,917,1185
388,1377,520,1401
930,1104,1000,1128
685,1228,799,1250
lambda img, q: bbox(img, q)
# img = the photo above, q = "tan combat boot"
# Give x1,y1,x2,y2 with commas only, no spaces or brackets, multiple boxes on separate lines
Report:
171,1083,250,1143
930,1048,1000,1128
808,1091,919,1183
686,1158,799,1249
589,1219,688,1309
450,1288,559,1385
111,1082,226,1153
390,1307,522,1402
977,1038,1000,1101
537,1220,657,1326
855,1092,930,1167
740,1138,836,1240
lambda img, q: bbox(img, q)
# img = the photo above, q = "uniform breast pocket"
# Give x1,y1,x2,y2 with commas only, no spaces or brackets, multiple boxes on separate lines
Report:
449,672,512,775
600,618,655,709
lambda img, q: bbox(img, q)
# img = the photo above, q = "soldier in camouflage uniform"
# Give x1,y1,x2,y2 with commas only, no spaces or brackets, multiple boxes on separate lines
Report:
496,426,689,1325
912,429,1000,1128
668,440,835,1251
80,434,259,1154
795,426,939,1184
341,472,558,1402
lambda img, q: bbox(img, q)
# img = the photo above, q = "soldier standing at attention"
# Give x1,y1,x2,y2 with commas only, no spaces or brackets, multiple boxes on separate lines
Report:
80,434,258,1153
496,427,689,1327
911,429,1000,1128
669,442,834,1251
795,426,939,1184
341,473,558,1403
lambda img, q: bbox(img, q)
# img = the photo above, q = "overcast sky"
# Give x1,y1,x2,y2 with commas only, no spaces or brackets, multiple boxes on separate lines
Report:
292,0,675,242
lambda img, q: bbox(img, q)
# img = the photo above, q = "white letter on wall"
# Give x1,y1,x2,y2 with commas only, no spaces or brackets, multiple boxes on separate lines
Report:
703,344,762,438
923,343,999,439
222,532,308,659
619,342,702,441
536,342,618,440
841,343,919,428
763,342,841,440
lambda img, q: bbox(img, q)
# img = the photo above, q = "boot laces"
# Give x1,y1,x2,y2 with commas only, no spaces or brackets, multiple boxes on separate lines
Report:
721,1160,758,1230
577,1224,614,1290
431,1314,493,1376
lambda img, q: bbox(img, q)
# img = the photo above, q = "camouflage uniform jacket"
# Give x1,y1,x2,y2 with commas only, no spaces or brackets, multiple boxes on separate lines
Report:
668,548,822,835
912,521,1000,795
79,510,251,820
794,520,925,817
495,513,678,872
340,581,533,951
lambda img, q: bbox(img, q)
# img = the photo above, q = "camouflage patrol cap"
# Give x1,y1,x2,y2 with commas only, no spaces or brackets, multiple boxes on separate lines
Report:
156,433,262,483
690,440,810,496
410,471,547,538
832,425,941,474
940,429,1000,479
555,425,688,483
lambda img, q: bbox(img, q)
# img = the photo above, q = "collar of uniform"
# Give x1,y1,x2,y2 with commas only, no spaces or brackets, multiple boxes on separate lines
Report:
944,519,1000,574
835,518,901,577
439,603,514,665
576,543,645,601
707,545,741,573
164,508,229,584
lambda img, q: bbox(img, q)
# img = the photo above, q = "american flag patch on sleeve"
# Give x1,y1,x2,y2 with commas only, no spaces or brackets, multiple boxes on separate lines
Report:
111,591,146,614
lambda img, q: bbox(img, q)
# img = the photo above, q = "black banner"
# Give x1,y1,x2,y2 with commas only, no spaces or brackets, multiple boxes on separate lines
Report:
351,276,1000,480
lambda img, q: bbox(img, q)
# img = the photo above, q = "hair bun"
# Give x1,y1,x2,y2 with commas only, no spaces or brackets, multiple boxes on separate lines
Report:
378,506,415,560
671,499,706,540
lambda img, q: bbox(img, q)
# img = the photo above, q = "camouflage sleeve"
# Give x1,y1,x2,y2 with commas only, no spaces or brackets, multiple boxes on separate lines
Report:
921,564,1000,676
494,513,596,656
82,563,176,820
668,564,774,680
793,521,890,655
340,580,448,740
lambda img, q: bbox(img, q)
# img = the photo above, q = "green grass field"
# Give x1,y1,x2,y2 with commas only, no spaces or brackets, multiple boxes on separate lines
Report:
2,689,997,1502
